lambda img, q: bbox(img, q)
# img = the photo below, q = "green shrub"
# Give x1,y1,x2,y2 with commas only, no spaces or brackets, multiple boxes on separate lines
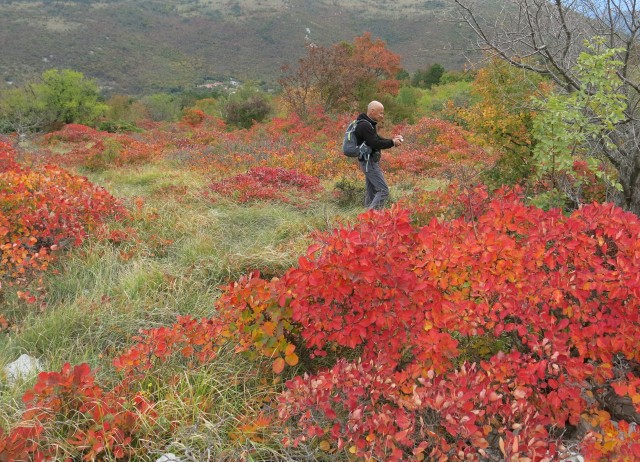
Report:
222,84,273,129
332,176,365,208
417,81,474,116
97,120,142,133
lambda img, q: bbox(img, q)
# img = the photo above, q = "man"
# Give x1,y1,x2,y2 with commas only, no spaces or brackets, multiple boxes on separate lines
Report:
354,100,403,209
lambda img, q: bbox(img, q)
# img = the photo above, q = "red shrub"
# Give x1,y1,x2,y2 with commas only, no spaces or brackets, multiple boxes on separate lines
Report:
0,141,20,173
43,124,101,144
109,192,640,460
272,196,640,460
9,183,632,462
206,166,322,206
181,108,207,127
0,142,127,286
0,363,158,461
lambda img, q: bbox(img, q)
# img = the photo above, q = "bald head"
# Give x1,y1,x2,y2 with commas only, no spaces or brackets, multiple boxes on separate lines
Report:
367,100,385,123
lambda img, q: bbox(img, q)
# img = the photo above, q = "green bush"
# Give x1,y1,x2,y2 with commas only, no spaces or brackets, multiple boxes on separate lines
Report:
381,86,423,123
222,84,273,129
417,81,474,117
140,93,182,122
332,176,365,208
412,63,445,89
97,120,142,133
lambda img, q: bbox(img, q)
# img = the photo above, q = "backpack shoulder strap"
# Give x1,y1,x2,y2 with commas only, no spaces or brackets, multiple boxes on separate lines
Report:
356,118,374,130
355,119,374,141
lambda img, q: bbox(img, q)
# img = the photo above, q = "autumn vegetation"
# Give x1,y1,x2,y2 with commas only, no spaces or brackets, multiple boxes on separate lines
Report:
2,25,640,462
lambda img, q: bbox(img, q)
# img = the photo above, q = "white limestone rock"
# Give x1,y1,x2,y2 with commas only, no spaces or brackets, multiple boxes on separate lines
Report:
3,354,42,386
156,454,181,462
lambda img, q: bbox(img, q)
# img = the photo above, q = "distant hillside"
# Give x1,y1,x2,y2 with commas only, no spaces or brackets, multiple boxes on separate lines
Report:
0,0,490,95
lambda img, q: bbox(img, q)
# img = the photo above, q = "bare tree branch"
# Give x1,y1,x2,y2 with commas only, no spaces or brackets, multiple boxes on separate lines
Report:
454,0,640,213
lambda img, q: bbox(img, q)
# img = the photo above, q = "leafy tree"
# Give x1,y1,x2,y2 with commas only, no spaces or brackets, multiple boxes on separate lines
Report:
0,83,52,141
531,38,626,207
97,94,143,132
192,97,220,117
279,33,401,118
396,69,410,82
104,94,135,122
139,93,181,122
411,63,445,88
352,32,402,97
222,83,273,129
0,69,107,137
380,85,424,124
388,85,422,123
440,70,475,84
38,69,107,126
452,58,549,187
454,0,640,215
417,80,474,118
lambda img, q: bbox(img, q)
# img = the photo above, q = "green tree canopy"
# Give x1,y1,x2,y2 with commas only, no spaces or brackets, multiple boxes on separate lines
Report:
38,69,107,126
140,93,182,122
0,83,51,138
412,64,445,89
222,83,273,129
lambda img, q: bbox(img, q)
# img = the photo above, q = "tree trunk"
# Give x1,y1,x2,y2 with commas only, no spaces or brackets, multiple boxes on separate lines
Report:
618,156,640,216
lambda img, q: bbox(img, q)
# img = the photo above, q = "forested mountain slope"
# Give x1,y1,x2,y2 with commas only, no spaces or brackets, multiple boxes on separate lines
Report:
0,0,493,94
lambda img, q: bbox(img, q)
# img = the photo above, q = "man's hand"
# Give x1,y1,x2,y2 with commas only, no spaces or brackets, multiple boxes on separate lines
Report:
393,135,404,147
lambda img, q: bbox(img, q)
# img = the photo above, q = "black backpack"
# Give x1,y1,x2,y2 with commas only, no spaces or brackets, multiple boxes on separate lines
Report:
342,119,372,159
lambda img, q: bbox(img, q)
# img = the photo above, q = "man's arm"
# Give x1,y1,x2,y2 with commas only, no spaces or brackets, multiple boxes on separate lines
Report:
357,122,395,150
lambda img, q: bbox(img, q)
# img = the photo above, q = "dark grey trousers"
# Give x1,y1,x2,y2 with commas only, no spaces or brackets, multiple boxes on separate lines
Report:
359,160,389,209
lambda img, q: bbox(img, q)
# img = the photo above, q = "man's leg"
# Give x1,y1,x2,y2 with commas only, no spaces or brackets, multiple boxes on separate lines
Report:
360,161,375,207
364,162,389,210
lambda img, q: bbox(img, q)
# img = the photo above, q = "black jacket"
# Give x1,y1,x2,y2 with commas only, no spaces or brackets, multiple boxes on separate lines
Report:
354,113,394,163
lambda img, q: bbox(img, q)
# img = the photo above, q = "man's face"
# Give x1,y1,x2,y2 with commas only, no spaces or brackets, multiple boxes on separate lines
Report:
370,105,385,122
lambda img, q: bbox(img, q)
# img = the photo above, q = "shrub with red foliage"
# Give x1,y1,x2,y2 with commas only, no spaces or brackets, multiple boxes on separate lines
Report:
0,141,20,173
382,117,497,183
206,166,322,207
103,189,640,461
46,111,492,189
181,108,206,127
4,114,634,460
43,123,102,144
0,362,159,461
10,189,640,460
155,111,487,183
41,124,163,170
0,142,127,287
272,192,640,460
113,316,222,377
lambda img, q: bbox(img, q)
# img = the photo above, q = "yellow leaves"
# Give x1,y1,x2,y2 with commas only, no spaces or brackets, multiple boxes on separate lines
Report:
285,353,299,366
319,440,331,451
586,409,612,428
272,344,298,373
285,343,299,367
601,439,618,453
